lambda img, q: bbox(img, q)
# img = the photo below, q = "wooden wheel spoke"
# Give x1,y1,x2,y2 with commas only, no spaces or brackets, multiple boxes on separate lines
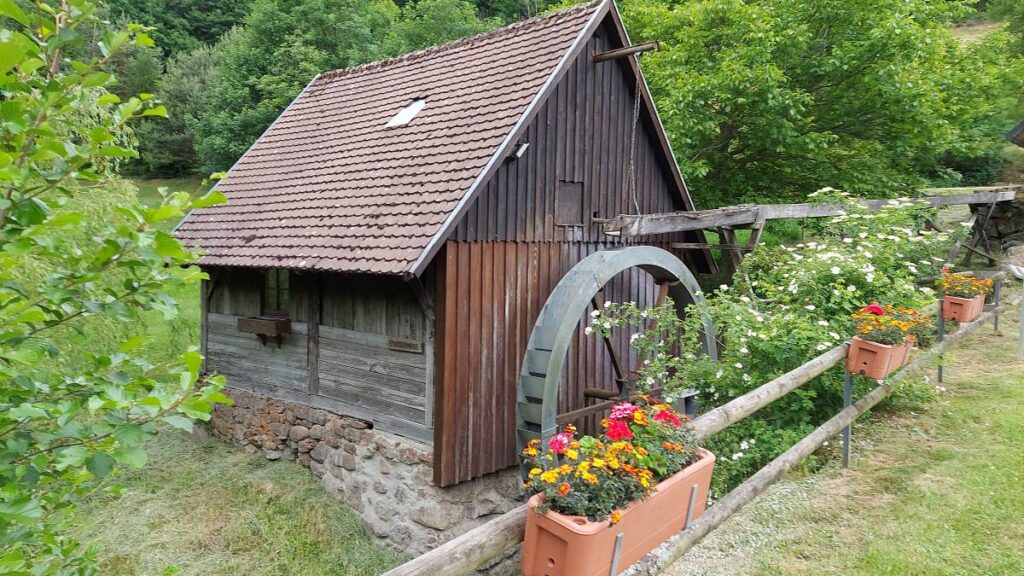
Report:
591,293,626,386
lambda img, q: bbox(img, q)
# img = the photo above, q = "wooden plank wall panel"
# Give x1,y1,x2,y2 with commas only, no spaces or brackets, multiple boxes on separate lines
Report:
321,275,425,340
206,313,309,393
448,22,708,272
435,241,662,485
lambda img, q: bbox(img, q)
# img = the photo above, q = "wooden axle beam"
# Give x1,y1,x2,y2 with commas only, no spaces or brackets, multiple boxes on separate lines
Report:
603,189,1017,238
593,41,658,63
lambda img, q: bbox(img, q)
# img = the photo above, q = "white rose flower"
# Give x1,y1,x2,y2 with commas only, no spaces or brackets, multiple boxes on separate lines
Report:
847,285,857,292
804,304,816,311
831,266,841,274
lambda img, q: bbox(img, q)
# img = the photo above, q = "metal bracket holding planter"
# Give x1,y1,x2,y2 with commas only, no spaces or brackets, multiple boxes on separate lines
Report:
514,246,717,478
237,314,291,348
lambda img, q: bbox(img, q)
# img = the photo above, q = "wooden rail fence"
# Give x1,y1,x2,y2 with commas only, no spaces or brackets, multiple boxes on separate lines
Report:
383,273,1012,576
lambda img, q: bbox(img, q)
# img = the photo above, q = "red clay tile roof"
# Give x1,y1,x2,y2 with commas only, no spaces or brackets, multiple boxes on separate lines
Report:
176,0,605,275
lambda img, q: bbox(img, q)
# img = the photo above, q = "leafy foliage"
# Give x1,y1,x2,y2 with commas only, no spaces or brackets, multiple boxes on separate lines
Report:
101,0,253,56
191,0,496,172
621,0,1024,206
0,2,228,572
591,193,962,493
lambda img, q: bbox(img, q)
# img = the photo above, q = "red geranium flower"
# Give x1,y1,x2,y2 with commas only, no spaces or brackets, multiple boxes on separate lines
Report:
604,419,633,441
653,409,681,427
864,303,885,316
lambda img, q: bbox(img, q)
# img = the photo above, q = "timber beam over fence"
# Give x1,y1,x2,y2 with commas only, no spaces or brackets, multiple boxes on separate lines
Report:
601,189,1018,238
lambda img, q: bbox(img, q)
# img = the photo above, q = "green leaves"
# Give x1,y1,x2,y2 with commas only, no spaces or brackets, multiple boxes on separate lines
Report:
0,2,230,572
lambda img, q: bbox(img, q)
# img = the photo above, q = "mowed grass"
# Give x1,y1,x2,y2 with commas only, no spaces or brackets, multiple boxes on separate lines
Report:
666,296,1024,576
70,432,402,576
132,175,211,207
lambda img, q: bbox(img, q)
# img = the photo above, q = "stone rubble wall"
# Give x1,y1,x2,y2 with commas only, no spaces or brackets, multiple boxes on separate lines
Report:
209,387,522,557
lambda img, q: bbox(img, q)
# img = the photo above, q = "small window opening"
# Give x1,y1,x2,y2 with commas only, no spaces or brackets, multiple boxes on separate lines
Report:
263,268,290,314
386,98,427,127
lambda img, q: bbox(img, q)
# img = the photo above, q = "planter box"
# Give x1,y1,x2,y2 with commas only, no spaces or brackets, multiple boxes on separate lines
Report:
237,317,292,347
521,448,716,576
942,295,985,323
846,336,906,380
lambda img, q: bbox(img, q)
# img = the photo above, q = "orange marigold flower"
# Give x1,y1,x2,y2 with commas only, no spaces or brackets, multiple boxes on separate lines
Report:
557,482,571,496
610,510,622,524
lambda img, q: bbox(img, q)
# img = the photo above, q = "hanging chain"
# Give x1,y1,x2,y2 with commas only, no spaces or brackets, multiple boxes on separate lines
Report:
626,54,642,216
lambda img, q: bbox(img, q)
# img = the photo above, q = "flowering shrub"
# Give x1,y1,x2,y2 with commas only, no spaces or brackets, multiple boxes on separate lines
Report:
521,397,702,522
938,270,993,299
852,303,929,345
589,188,959,495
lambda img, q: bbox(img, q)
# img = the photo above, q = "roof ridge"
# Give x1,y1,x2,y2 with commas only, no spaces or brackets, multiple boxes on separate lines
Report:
317,0,603,82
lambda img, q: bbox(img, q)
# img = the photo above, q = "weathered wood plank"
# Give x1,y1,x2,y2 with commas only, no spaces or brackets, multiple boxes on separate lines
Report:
308,275,321,395
318,356,426,397
318,346,426,383
318,375,426,422
605,189,1018,237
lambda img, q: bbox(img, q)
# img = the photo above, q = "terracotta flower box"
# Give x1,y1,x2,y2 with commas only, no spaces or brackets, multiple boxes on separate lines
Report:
941,294,984,323
521,448,716,576
845,336,907,380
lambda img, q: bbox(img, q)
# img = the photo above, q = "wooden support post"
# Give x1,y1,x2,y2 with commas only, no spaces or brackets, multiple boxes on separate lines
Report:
717,227,742,278
593,41,658,63
200,278,209,371
842,371,852,467
307,274,321,395
936,301,945,384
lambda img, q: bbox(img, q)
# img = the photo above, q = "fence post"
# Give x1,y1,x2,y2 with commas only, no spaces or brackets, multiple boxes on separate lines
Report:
841,370,852,467
993,279,1002,334
936,299,945,384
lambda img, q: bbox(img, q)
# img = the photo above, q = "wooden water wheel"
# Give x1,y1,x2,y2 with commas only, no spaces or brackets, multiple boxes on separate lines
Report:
515,246,717,467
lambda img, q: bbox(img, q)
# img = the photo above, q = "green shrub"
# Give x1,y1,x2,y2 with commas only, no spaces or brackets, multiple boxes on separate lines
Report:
592,192,959,495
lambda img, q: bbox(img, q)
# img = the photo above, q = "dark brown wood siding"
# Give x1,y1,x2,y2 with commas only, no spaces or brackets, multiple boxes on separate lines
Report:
434,19,707,486
450,20,706,259
434,241,671,484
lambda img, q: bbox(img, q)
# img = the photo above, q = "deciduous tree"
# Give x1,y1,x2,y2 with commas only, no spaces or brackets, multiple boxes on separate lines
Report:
0,2,227,572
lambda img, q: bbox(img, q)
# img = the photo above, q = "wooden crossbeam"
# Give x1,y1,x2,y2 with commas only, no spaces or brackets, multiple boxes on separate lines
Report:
593,41,658,63
603,189,1017,238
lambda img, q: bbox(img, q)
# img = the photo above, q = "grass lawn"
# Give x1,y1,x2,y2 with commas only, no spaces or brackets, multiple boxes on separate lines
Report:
665,296,1024,575
131,175,211,207
70,431,402,576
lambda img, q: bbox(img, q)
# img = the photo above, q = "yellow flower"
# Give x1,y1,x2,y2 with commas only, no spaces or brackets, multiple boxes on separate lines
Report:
565,449,578,460
592,458,606,469
540,469,560,484
529,467,542,477
610,510,622,525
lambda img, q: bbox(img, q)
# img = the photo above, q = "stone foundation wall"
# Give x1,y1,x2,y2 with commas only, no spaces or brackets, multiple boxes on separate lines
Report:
210,387,522,556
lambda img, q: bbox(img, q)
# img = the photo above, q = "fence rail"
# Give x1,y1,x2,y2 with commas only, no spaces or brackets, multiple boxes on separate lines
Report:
383,273,1011,576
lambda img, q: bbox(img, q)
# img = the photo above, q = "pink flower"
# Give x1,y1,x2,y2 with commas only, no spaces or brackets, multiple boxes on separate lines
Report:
547,432,573,454
609,402,639,420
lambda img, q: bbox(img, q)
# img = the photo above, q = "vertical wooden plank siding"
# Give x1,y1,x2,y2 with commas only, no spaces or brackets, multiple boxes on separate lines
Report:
435,241,664,484
307,274,321,395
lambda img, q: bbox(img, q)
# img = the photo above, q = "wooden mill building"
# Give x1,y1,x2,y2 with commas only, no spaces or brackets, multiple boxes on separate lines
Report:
176,0,711,487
